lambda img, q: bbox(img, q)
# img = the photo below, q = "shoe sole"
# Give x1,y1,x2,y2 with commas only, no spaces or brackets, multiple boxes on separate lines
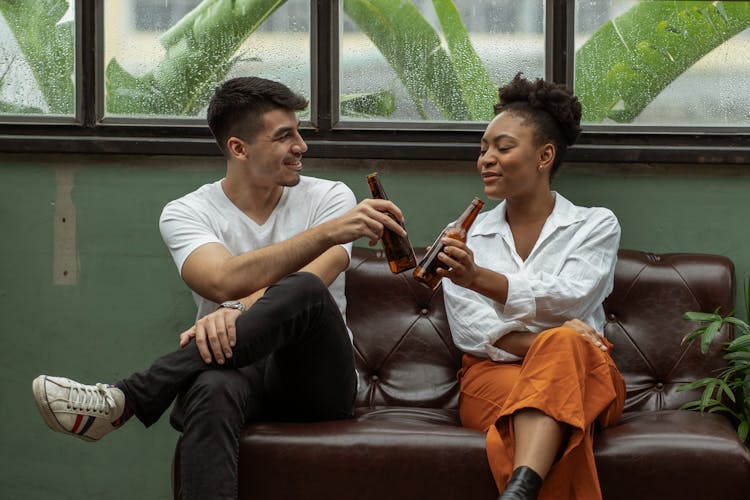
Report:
32,376,97,442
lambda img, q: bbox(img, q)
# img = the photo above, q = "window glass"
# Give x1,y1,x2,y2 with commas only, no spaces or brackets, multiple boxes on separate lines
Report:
0,1,75,117
104,0,310,119
339,0,545,122
575,0,750,127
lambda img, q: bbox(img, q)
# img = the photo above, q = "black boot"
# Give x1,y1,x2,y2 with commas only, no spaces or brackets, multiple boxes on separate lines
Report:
497,466,543,500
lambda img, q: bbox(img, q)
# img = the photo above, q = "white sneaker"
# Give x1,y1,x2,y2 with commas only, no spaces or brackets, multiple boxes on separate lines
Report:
32,375,126,442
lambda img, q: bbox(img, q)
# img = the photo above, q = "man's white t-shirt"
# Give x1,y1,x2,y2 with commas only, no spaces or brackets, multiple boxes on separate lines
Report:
159,175,356,321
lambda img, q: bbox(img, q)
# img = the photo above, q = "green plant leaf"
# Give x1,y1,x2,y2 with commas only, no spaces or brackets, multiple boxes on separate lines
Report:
732,364,750,373
682,325,707,344
677,376,720,392
340,90,396,117
0,99,44,114
342,0,471,120
724,351,750,362
106,0,288,115
726,316,750,337
718,378,737,403
430,0,495,120
707,405,741,419
743,379,750,423
738,420,749,443
679,400,703,410
0,0,74,114
724,364,750,379
699,379,719,409
576,1,750,123
701,319,723,354
682,311,722,322
727,332,750,351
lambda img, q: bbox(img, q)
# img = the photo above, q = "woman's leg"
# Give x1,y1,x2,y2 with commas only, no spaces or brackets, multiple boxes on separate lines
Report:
459,326,625,500
491,326,625,500
511,409,566,478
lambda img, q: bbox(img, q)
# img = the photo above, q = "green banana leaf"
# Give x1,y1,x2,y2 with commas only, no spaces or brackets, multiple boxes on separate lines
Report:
0,100,44,114
0,0,74,114
340,90,396,118
430,0,496,121
106,0,287,115
576,0,750,123
342,0,472,120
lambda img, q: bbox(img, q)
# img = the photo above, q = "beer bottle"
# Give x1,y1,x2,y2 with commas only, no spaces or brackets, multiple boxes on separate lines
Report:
413,197,484,290
366,172,417,274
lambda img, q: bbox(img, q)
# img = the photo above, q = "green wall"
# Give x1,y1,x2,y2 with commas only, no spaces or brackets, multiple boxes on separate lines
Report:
1,153,749,499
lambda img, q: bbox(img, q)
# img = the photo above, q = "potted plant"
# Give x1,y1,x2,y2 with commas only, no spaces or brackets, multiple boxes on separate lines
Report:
678,277,750,446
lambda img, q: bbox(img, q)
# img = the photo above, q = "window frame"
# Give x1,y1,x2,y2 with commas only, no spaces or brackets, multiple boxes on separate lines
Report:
0,0,747,164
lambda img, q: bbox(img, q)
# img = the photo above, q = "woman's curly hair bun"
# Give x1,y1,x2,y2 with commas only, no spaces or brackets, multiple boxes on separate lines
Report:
495,72,582,145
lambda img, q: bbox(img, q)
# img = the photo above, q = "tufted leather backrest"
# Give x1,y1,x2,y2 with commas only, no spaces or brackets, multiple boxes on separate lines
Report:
603,250,734,413
347,248,462,409
347,247,734,413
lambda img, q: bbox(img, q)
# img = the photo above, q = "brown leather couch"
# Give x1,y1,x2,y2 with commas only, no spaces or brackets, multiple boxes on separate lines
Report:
173,248,750,499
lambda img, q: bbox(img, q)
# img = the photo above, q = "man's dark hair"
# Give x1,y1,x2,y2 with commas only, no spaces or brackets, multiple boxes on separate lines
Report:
494,73,582,177
207,77,308,156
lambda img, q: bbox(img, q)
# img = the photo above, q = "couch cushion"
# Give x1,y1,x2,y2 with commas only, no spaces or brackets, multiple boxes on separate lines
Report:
596,410,750,500
234,407,497,500
224,409,749,500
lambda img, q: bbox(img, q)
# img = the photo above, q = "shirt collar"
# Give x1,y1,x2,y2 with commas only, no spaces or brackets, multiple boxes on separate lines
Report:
471,192,585,237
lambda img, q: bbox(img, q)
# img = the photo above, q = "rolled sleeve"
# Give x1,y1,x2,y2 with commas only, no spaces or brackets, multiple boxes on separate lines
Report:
482,320,527,362
502,272,537,322
444,281,525,362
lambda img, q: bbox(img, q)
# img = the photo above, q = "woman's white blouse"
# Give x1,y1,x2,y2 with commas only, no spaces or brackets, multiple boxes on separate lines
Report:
442,192,621,362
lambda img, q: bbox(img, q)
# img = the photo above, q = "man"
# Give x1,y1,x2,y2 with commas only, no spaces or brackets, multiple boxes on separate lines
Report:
32,76,405,500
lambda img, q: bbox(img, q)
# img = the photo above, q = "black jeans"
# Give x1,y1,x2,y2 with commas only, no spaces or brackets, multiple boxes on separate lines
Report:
117,272,357,500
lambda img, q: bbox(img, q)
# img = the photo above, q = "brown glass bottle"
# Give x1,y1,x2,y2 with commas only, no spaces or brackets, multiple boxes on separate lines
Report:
413,197,484,289
366,172,417,273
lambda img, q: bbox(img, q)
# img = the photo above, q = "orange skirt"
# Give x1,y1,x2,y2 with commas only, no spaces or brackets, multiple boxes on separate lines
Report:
458,326,626,500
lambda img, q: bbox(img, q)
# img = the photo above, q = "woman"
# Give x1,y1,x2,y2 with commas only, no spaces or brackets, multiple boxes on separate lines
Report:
437,74,626,500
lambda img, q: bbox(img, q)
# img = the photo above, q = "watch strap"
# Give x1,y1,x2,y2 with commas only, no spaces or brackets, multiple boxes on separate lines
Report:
220,300,247,313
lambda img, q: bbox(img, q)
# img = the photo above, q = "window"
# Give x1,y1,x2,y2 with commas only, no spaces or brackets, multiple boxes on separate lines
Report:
104,0,310,118
0,0,747,163
0,1,75,118
574,0,750,127
339,0,545,122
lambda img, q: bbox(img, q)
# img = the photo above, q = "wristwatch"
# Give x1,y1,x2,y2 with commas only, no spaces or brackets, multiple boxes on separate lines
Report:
220,300,247,313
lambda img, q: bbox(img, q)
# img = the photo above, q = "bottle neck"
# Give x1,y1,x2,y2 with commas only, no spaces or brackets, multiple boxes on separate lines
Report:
366,174,388,200
453,197,484,233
